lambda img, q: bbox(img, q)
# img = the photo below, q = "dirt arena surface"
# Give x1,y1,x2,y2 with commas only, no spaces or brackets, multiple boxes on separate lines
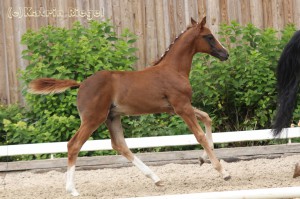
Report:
1,155,300,199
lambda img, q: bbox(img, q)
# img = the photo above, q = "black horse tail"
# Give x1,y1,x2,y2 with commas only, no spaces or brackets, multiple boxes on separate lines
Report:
272,30,300,136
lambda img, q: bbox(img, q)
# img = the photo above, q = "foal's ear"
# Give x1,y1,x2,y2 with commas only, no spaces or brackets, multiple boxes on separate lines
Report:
200,16,206,28
191,17,197,26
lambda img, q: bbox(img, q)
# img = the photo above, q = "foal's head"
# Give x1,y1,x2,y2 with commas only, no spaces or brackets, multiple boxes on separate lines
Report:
191,17,229,61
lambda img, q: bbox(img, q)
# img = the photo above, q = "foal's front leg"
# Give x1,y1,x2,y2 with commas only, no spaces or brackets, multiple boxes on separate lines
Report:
173,102,230,180
193,107,214,164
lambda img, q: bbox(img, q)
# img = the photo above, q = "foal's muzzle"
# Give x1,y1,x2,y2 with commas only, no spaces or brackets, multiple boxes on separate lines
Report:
212,50,229,61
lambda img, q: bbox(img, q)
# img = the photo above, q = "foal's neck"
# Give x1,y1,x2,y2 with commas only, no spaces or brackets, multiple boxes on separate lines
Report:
158,28,197,77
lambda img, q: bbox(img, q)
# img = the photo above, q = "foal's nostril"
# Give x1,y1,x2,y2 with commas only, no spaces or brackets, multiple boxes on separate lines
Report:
220,52,229,61
222,51,229,60
222,56,228,61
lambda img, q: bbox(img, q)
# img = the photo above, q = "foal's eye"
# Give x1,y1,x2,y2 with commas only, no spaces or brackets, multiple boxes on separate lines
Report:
204,35,214,42
208,36,214,41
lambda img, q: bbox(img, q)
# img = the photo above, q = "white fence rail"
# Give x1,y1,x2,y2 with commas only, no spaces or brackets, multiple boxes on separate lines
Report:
1,128,300,157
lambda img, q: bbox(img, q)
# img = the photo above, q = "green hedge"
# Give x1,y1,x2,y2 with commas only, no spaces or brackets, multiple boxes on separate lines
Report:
1,21,298,160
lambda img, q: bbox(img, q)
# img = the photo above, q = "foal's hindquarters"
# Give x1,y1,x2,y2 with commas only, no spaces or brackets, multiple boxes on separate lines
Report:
65,70,230,196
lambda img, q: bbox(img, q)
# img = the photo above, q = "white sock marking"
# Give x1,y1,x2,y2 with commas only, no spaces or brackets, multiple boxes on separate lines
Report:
66,166,79,196
132,156,160,183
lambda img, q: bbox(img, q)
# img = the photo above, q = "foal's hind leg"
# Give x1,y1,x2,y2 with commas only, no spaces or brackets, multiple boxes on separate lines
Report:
193,107,214,164
106,115,162,185
66,96,110,196
66,118,105,196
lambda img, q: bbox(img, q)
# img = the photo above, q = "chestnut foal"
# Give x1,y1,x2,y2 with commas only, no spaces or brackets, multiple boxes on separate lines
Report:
29,17,230,196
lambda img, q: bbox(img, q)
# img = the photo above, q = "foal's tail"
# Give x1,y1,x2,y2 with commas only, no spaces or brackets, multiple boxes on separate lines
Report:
28,78,80,95
272,30,300,137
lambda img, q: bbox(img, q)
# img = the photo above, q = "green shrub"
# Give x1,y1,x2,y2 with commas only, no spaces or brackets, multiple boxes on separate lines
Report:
0,104,28,145
4,20,137,150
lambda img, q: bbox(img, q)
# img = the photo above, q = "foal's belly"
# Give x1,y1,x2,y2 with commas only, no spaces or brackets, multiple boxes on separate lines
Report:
110,97,173,116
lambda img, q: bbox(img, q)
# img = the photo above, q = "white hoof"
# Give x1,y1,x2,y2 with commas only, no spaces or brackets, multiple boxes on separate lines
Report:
71,190,80,197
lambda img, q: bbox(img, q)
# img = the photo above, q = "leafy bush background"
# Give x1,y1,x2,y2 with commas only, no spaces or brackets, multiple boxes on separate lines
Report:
1,20,298,160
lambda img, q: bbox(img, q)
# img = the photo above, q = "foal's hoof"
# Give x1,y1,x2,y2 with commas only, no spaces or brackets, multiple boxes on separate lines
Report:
293,163,300,178
155,180,164,187
67,189,79,197
199,157,205,166
223,175,231,181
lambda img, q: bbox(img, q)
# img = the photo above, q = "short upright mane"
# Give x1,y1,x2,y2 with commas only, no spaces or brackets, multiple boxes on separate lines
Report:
152,25,193,66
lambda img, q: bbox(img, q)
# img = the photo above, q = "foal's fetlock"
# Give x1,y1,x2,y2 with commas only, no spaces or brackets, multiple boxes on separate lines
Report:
213,160,231,181
220,168,231,181
222,170,231,181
